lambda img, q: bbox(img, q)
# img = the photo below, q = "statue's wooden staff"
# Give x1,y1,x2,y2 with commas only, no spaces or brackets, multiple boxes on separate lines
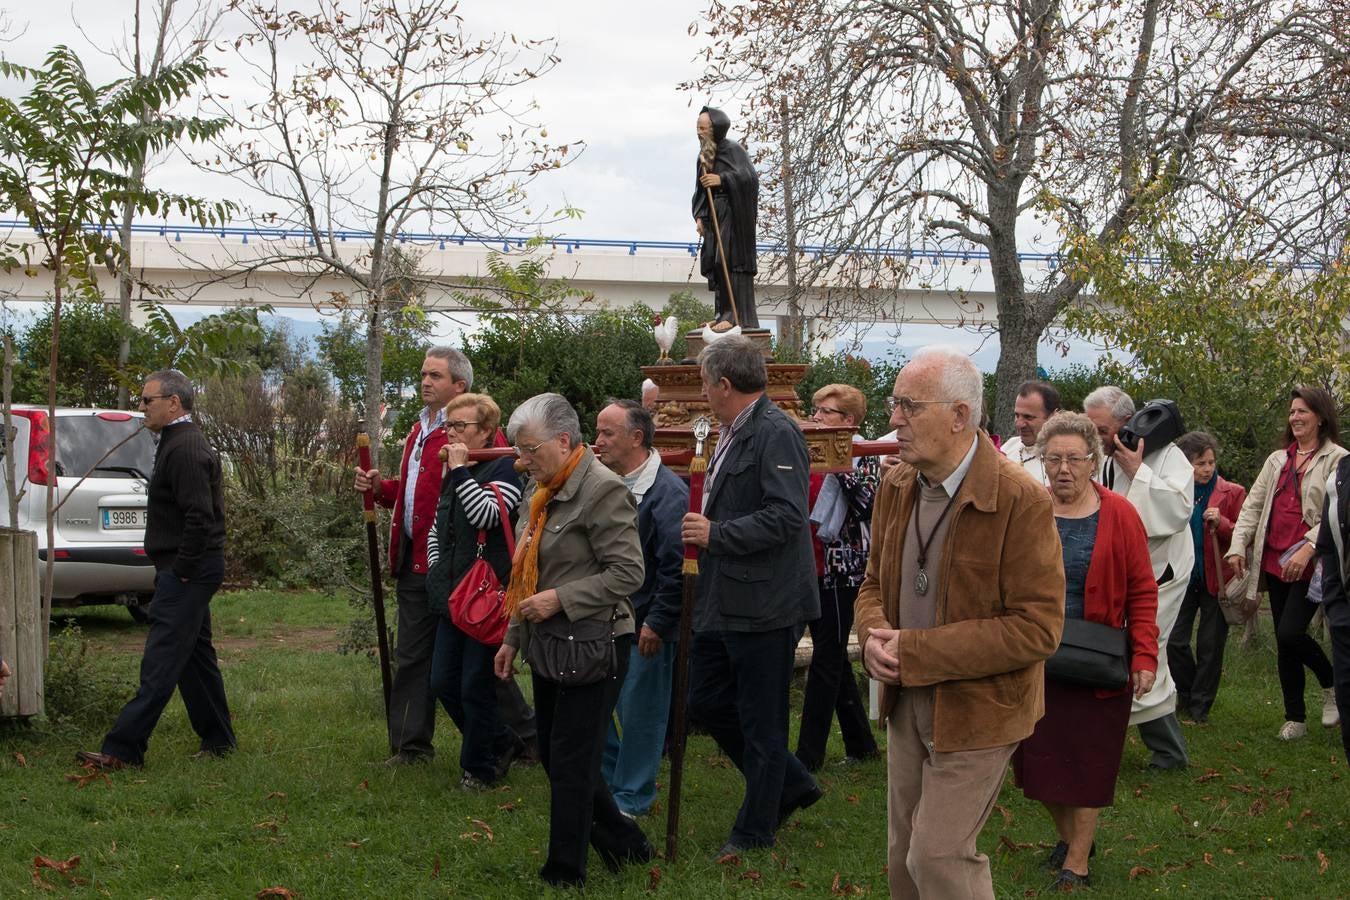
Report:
356,433,394,747
700,135,741,330
665,416,711,861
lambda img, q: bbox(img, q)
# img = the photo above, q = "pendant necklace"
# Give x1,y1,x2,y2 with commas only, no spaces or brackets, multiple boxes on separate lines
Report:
909,488,959,595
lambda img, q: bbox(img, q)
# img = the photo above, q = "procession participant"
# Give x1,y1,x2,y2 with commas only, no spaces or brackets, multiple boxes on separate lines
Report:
594,399,688,816
1084,386,1193,769
855,345,1064,899
78,370,235,769
682,336,822,854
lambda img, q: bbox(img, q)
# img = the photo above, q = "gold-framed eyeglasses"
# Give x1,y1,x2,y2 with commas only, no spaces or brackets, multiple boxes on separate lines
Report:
885,395,959,417
1041,454,1094,470
513,439,547,458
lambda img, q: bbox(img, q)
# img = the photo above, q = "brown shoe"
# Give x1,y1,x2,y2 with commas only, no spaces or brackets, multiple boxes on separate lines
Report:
75,750,129,771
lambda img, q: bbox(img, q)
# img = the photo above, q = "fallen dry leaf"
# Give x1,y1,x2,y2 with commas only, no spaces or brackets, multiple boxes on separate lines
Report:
1128,865,1153,880
771,850,788,870
995,804,1013,826
997,835,1036,853
647,865,661,892
742,870,762,883
469,818,495,841
830,872,864,895
358,779,369,791
256,889,296,899
13,752,28,767
344,841,364,850
431,855,441,879
265,791,287,801
64,770,111,790
846,794,860,805
1277,854,1304,862
1194,769,1223,784
497,801,517,812
1317,850,1330,876
787,880,808,889
1202,852,1216,867
716,852,742,867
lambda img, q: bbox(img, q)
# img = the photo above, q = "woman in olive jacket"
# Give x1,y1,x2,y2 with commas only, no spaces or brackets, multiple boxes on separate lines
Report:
493,393,650,889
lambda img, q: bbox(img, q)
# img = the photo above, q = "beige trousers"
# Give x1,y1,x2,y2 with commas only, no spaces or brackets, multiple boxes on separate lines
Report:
886,687,1016,899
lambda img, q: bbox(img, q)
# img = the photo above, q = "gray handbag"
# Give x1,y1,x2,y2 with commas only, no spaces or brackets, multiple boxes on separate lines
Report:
524,607,620,687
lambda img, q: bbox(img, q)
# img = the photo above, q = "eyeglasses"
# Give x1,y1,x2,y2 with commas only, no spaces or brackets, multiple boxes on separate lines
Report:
1041,454,1095,470
135,394,171,406
446,419,480,433
513,439,548,458
885,395,959,417
812,405,847,418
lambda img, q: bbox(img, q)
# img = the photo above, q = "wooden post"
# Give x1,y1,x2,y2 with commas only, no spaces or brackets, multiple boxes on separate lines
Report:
0,528,42,718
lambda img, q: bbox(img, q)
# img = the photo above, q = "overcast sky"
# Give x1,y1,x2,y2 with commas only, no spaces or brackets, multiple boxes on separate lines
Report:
3,0,718,242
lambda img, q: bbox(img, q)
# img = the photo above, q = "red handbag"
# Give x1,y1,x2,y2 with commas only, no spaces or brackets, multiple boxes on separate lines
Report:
448,483,516,646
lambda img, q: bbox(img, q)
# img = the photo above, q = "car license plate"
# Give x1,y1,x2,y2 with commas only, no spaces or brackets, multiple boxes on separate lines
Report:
102,508,147,530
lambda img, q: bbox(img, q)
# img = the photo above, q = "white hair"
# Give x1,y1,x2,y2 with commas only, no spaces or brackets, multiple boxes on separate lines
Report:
507,393,583,448
909,344,983,426
1083,386,1136,421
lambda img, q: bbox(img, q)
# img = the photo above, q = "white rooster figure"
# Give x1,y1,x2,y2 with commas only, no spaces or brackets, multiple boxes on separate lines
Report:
652,315,679,365
700,321,742,343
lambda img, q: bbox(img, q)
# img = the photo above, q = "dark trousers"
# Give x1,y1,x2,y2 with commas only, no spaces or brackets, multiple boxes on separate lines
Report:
796,581,877,770
1329,611,1350,758
496,676,537,743
389,550,438,757
1137,713,1189,769
430,616,513,782
533,635,648,887
1268,576,1333,722
1168,582,1230,719
103,558,234,765
688,626,816,847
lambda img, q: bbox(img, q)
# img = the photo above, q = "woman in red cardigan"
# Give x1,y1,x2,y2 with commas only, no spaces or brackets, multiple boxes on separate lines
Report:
1013,412,1159,892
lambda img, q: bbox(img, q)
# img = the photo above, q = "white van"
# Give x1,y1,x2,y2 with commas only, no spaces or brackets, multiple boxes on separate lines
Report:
1,406,157,621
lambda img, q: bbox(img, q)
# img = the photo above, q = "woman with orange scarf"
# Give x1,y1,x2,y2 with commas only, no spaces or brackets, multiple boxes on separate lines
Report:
493,393,651,888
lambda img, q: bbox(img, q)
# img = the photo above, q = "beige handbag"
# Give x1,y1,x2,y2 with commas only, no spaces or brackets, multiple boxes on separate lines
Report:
1212,529,1257,626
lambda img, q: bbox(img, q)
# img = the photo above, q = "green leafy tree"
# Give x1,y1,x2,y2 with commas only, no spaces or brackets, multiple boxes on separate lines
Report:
1068,230,1350,484
0,44,231,628
14,300,159,406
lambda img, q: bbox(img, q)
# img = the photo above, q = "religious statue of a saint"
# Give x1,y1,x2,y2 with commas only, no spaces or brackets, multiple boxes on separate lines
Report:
693,106,760,331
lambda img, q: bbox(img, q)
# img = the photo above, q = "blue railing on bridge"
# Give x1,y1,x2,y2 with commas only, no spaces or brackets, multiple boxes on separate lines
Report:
0,219,1326,271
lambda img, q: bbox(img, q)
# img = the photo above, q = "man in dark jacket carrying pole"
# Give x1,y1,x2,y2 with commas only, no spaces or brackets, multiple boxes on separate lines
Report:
594,399,689,817
78,369,235,769
681,336,822,855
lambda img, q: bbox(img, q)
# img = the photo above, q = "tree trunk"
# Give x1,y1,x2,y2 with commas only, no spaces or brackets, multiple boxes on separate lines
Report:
778,96,804,356
364,293,385,471
116,172,143,410
992,301,1043,440
43,257,62,661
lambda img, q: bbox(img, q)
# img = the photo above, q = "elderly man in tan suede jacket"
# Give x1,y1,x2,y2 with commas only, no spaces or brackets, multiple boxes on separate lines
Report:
855,346,1065,900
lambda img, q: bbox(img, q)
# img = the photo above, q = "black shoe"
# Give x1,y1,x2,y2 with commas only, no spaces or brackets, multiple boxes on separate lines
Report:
1044,841,1094,871
598,837,655,873
459,772,494,792
191,745,233,760
838,749,880,766
1049,869,1091,891
716,841,751,860
778,778,824,827
384,750,432,767
494,735,527,780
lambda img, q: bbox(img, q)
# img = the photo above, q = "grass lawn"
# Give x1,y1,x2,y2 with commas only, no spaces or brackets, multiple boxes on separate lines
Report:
3,592,1348,897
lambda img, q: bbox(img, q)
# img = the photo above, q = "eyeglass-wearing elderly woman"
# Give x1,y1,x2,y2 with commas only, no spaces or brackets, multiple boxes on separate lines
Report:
1012,412,1159,891
491,393,652,888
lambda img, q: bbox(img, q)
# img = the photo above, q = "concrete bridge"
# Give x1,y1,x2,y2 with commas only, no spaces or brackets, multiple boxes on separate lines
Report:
0,221,1082,340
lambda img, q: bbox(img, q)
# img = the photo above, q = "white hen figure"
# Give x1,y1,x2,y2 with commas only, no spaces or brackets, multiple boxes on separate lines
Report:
653,315,679,364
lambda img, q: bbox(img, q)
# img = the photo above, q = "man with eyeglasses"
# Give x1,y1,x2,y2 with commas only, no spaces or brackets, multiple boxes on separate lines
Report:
855,346,1064,900
1000,381,1061,483
77,369,235,771
354,347,471,765
1083,386,1193,770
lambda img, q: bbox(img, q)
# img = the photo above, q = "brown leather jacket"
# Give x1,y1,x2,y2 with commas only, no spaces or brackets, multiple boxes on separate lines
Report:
854,434,1065,752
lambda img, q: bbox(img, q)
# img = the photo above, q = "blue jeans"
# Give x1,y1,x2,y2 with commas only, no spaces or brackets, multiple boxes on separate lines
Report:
602,639,678,815
429,616,511,782
688,626,816,847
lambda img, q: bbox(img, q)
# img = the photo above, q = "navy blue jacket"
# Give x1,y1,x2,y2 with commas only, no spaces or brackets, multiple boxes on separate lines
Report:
695,394,819,632
632,461,689,641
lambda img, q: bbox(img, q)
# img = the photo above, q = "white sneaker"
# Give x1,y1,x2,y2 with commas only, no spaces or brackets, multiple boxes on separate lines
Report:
1322,689,1340,728
1278,721,1308,741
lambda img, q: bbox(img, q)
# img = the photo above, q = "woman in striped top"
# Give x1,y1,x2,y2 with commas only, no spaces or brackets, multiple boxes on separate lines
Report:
425,392,523,789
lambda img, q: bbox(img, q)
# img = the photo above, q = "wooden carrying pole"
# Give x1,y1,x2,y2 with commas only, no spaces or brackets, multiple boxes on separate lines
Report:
665,418,711,861
701,162,741,329
356,433,394,744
